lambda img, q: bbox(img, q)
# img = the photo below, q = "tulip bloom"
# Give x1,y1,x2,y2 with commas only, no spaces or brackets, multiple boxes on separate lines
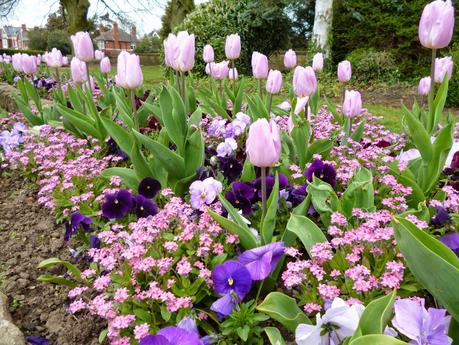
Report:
284,49,297,69
163,31,195,72
225,34,241,60
246,119,281,168
338,60,352,82
94,49,104,60
434,56,453,83
252,52,269,79
115,51,143,89
419,0,455,49
293,66,317,98
266,69,283,94
46,48,63,68
21,54,37,75
100,57,111,74
210,61,230,80
312,52,324,72
70,57,87,84
203,44,214,63
228,67,238,80
342,90,362,117
11,53,22,72
418,76,431,95
71,31,94,62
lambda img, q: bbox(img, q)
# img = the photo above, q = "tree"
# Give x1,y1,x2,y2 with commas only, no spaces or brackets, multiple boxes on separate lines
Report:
135,34,161,54
283,0,315,49
47,30,72,55
160,0,195,41
60,0,90,33
27,28,48,51
312,0,334,57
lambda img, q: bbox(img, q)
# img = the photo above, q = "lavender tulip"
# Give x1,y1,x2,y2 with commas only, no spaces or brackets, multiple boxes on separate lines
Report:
11,53,22,72
228,67,238,80
419,0,455,49
225,34,241,60
210,61,230,80
284,49,297,69
312,53,324,72
266,69,283,95
100,57,111,74
116,51,143,89
94,49,104,60
70,57,87,84
435,56,453,83
203,44,214,63
246,118,281,168
418,76,431,95
338,60,352,82
252,52,269,79
342,90,362,117
71,31,94,62
176,31,195,72
164,33,179,69
21,54,37,74
293,66,317,97
62,56,68,65
46,48,63,68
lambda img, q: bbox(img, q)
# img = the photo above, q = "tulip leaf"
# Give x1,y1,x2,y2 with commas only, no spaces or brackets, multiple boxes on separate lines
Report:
184,129,204,177
264,327,286,345
240,159,256,181
208,209,257,249
159,86,185,153
257,292,310,332
341,168,374,217
101,167,139,190
305,138,334,163
101,116,134,155
307,178,341,226
394,217,459,320
349,335,409,345
130,144,153,179
402,104,433,163
113,89,135,129
286,213,326,256
14,95,43,126
37,275,77,288
38,257,81,279
218,194,252,232
261,174,279,245
291,122,310,168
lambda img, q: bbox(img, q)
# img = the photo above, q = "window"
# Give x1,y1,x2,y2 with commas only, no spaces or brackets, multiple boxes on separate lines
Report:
97,40,105,50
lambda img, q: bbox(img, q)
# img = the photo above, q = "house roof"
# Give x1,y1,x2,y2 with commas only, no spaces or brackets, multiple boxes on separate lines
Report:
95,26,136,43
3,26,20,37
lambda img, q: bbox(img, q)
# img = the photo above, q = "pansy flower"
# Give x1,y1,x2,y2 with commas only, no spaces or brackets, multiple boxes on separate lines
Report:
101,189,133,219
189,177,222,209
138,177,161,199
135,194,159,218
305,159,337,187
431,206,451,227
219,157,242,182
225,182,255,215
139,327,201,345
252,174,289,199
25,336,50,345
64,212,92,241
440,233,459,257
238,241,285,280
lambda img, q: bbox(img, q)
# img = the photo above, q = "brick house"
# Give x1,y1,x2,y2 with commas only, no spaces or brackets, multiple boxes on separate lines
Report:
95,23,137,52
0,24,28,49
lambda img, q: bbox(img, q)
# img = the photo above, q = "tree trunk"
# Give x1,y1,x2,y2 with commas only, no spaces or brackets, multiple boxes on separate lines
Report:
60,0,90,34
312,0,333,57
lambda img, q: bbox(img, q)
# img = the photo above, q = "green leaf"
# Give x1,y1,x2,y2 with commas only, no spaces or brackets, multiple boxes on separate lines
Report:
286,214,327,256
208,209,257,249
101,167,139,190
38,257,81,279
237,325,250,341
351,120,366,142
131,144,153,179
307,178,340,226
448,317,459,345
264,327,286,345
37,275,77,287
257,292,310,332
291,122,310,168
57,104,101,140
341,168,374,217
14,95,43,126
402,104,433,163
98,329,108,343
394,217,459,320
240,159,256,181
350,335,408,345
184,129,204,176
356,290,396,336
261,174,279,244
101,116,134,155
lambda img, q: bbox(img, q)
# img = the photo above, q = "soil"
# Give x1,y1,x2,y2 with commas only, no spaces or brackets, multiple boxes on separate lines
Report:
0,171,104,345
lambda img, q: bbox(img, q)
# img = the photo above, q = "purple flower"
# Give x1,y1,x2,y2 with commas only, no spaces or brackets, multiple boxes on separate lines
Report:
392,298,452,345
107,138,128,160
89,235,101,249
216,138,237,157
64,212,92,241
225,182,255,215
252,173,289,199
440,233,459,257
138,177,161,198
135,194,159,218
101,189,133,219
305,159,337,187
140,326,201,345
431,206,451,227
218,157,242,182
288,184,307,206
238,242,285,280
26,336,50,345
189,177,222,209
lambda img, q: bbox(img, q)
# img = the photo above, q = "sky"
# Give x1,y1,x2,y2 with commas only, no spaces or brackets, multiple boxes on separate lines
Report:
1,0,208,35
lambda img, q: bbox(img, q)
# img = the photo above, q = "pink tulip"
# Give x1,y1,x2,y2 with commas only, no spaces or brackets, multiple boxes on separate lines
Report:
312,53,324,72
46,48,63,68
100,57,111,74
225,34,241,60
266,69,283,94
342,90,362,117
95,50,105,60
252,52,269,79
418,77,431,95
11,53,22,72
70,57,87,84
62,56,68,65
246,118,281,167
293,66,317,97
163,31,195,72
163,33,179,69
338,60,352,82
210,61,230,80
116,51,143,89
435,56,453,83
284,49,297,69
228,67,238,80
419,0,455,49
71,31,94,62
203,44,214,63
21,54,37,74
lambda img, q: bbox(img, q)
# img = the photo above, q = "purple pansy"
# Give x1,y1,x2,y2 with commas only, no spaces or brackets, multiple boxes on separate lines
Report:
440,233,459,257
392,298,452,345
89,235,101,249
219,157,243,182
138,177,161,199
64,212,92,241
107,138,128,160
252,174,289,199
140,326,202,345
101,189,133,219
288,184,307,207
305,159,337,187
135,194,159,218
431,206,451,227
225,182,255,215
189,177,222,209
238,241,285,280
25,336,50,345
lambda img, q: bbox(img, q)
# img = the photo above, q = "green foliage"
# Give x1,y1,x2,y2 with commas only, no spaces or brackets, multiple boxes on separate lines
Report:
178,0,292,75
445,43,459,107
160,0,196,41
0,48,45,56
47,29,72,55
346,48,400,83
134,35,161,54
28,28,49,51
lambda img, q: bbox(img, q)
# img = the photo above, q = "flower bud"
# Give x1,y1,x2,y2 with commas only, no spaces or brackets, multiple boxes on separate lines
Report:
100,57,111,74
419,0,455,49
337,60,352,82
225,34,241,60
116,51,143,89
293,66,317,97
284,49,297,69
342,90,362,117
246,119,281,167
266,69,283,94
252,52,269,79
312,53,324,72
203,44,214,63
71,31,94,62
70,57,87,84
418,77,431,95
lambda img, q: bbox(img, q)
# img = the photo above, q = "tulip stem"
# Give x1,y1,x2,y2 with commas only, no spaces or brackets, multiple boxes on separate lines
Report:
267,93,273,116
231,59,236,95
55,67,61,94
130,89,139,130
428,48,437,132
85,62,92,96
181,72,187,107
261,167,267,219
258,79,263,98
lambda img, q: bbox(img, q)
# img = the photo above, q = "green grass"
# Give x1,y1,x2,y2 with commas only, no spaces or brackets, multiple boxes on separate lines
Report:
142,65,166,89
365,104,404,133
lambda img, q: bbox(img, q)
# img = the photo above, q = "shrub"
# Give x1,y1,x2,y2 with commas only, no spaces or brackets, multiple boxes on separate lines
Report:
177,0,291,75
47,30,72,55
446,44,459,107
346,48,399,84
0,48,45,55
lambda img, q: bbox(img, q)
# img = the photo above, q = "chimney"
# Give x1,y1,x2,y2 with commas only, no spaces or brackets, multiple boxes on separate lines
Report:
131,25,137,41
21,24,26,32
99,24,105,33
113,22,119,49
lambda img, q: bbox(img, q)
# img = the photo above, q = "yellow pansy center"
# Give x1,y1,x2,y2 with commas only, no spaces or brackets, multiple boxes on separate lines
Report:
228,278,234,286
